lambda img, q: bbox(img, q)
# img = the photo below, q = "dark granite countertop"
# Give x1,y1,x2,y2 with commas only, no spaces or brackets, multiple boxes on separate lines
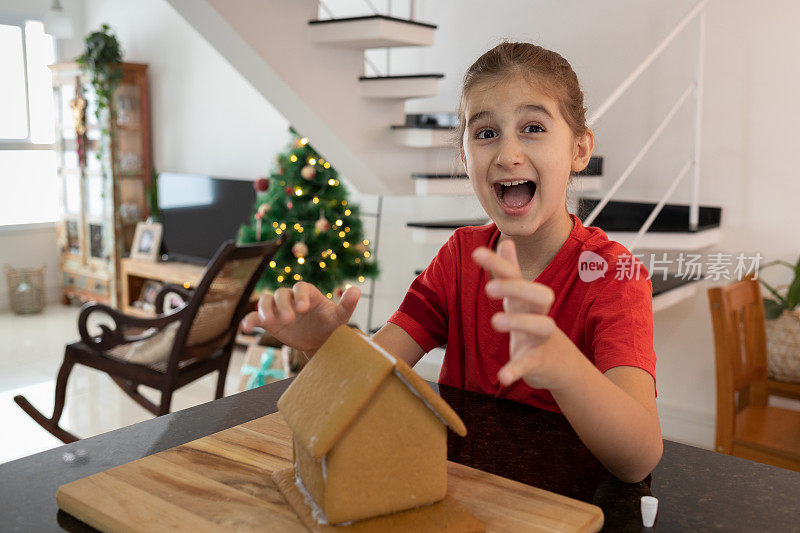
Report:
1,381,798,532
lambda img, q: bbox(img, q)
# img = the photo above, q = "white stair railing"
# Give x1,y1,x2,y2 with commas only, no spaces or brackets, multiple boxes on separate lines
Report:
584,0,710,247
583,84,694,227
628,159,692,251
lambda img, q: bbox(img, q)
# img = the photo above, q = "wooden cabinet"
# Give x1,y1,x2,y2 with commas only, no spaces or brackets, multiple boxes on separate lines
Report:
51,62,152,307
120,258,204,317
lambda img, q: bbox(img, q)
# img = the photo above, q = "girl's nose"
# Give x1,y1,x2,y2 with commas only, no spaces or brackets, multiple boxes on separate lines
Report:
495,136,524,168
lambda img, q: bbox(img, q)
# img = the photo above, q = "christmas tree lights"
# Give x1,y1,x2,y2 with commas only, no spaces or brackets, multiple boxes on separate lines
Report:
238,132,379,295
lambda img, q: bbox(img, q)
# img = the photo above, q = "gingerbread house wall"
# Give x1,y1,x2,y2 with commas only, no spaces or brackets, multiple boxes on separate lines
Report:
323,373,448,524
293,435,326,519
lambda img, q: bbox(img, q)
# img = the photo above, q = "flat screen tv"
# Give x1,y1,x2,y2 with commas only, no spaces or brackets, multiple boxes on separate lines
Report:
157,173,255,264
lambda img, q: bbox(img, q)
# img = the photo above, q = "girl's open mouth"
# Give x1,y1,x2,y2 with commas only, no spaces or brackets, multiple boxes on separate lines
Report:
493,180,537,213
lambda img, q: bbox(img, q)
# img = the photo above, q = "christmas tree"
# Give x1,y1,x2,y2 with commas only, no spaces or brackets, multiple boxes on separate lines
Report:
238,133,379,298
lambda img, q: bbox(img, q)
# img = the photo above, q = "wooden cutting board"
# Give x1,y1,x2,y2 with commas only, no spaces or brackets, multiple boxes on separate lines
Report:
56,413,603,532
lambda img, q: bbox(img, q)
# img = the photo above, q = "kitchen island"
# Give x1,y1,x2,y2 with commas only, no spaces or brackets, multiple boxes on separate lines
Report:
1,380,798,531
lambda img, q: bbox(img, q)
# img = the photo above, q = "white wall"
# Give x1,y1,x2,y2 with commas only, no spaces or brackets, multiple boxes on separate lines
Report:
82,0,293,178
651,0,800,448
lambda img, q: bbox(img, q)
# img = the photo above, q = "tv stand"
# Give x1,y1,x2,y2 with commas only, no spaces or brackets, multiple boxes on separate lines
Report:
120,258,205,316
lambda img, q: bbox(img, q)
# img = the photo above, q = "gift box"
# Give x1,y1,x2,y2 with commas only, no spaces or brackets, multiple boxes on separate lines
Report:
239,343,289,391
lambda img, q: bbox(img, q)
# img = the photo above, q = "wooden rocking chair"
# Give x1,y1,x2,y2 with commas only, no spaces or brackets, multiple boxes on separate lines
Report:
14,238,283,443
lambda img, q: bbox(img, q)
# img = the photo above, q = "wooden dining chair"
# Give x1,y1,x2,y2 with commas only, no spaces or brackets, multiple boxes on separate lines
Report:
707,278,800,471
14,238,283,444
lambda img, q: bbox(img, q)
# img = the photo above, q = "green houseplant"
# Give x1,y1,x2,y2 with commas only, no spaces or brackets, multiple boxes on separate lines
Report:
76,23,123,124
76,24,123,164
760,256,800,319
759,256,800,383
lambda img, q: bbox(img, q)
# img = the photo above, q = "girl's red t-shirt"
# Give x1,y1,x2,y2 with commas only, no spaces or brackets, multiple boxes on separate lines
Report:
388,214,657,413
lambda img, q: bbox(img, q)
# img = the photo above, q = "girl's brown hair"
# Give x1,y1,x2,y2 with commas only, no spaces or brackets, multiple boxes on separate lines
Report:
457,42,588,146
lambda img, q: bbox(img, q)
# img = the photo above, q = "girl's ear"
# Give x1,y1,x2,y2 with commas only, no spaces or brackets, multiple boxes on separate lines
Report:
460,148,467,172
571,129,595,173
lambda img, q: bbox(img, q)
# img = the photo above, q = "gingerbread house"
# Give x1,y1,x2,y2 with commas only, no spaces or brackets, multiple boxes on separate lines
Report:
276,324,468,525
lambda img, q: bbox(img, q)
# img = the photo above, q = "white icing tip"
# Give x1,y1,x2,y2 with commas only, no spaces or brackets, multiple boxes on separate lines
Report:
641,496,658,527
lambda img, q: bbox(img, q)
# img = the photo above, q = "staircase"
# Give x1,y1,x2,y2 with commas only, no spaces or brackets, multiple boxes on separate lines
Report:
165,0,452,194
166,0,718,378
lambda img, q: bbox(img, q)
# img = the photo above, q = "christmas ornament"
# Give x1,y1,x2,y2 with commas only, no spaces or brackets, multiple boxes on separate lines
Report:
253,177,270,192
238,132,379,295
301,165,316,181
315,212,330,233
292,242,308,258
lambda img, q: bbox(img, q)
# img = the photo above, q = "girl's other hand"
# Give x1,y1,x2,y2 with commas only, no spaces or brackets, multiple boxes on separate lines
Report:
241,282,360,356
472,240,572,390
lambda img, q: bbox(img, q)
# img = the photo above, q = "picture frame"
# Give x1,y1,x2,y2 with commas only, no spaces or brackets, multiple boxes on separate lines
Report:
130,221,162,261
138,280,163,312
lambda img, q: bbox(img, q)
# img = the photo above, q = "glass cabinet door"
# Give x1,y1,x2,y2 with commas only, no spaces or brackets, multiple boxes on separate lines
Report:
84,173,112,261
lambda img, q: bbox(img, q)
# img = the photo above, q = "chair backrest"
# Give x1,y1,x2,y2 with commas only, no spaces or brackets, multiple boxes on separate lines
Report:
707,278,770,450
168,238,282,369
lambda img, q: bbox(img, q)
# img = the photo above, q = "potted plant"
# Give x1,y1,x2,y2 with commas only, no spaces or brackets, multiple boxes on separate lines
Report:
76,23,123,122
759,257,800,383
76,24,122,162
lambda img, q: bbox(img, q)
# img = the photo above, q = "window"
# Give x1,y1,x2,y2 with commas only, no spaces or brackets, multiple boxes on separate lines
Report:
0,20,58,227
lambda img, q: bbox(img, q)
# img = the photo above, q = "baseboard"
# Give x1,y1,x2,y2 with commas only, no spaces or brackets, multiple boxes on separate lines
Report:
657,401,715,450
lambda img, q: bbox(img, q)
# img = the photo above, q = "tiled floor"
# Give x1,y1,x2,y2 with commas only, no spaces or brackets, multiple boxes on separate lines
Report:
0,304,248,465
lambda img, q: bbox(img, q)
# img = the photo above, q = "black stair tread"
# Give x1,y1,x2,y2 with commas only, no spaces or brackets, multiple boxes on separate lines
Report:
359,73,444,81
406,198,722,233
411,173,468,179
407,218,488,229
411,172,600,180
391,123,454,130
399,113,458,128
650,273,699,296
309,15,437,30
578,198,721,233
574,156,603,177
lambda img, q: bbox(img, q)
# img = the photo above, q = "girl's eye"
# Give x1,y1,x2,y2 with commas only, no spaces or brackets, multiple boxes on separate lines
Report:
524,124,544,133
476,129,497,140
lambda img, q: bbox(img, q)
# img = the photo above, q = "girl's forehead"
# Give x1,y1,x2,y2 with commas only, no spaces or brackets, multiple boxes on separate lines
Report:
464,74,560,117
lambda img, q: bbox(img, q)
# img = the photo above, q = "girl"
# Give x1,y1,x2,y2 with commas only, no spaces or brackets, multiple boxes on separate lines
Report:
242,42,662,483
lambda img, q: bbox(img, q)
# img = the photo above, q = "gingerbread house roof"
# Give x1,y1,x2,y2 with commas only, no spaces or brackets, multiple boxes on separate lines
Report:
278,325,467,459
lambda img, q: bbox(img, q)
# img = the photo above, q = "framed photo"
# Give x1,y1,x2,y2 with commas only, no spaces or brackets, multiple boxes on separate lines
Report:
89,223,106,259
138,280,163,312
130,221,162,261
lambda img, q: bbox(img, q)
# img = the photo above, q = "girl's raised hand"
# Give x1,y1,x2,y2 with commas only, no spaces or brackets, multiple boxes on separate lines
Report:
241,282,360,355
472,240,569,390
